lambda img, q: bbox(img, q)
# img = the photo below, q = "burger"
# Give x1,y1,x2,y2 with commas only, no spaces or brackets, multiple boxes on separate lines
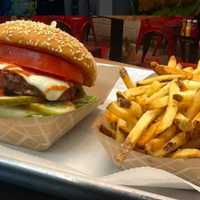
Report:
0,20,97,116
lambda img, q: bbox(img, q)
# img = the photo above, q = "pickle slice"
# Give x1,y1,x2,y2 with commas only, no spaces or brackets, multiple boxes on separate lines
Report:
0,106,40,117
0,96,40,106
29,102,75,115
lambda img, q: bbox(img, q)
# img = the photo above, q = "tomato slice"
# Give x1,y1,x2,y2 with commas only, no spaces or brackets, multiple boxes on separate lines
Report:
0,43,84,84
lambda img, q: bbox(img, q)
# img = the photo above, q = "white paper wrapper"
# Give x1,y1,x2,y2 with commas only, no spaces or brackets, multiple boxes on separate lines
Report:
0,64,119,151
94,66,200,191
95,115,200,189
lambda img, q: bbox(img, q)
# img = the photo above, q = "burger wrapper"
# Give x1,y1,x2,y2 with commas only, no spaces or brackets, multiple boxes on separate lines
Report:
0,63,120,151
95,117,200,188
0,102,99,151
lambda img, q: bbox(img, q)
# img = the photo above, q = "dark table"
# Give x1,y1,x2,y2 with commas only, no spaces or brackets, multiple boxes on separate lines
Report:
108,16,153,62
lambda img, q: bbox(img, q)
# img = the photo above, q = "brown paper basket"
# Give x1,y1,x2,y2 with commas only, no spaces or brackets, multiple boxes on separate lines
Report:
95,117,200,187
0,101,98,151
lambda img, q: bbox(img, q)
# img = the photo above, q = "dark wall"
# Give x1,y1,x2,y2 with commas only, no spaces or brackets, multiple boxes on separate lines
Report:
112,0,133,15
37,0,65,15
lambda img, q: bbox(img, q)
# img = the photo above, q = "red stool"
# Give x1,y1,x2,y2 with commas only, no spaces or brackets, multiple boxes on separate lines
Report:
136,17,183,63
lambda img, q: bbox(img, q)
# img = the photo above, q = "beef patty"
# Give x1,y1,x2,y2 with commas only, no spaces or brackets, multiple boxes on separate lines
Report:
0,70,84,101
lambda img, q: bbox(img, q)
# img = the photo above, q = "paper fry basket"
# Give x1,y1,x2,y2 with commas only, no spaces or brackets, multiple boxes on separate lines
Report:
95,117,200,187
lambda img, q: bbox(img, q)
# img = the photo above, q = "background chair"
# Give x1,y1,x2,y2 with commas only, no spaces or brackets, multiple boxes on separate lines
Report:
136,17,183,63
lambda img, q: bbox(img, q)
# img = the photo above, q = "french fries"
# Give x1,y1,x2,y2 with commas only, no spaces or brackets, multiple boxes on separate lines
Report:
145,125,177,154
171,149,200,159
138,74,185,85
152,132,188,157
119,67,136,88
155,81,179,135
99,57,200,163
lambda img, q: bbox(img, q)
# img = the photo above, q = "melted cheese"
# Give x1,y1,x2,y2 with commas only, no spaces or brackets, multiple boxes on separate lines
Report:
0,63,69,101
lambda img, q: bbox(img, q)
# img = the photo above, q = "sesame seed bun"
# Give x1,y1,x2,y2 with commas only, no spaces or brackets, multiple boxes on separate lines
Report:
0,20,97,86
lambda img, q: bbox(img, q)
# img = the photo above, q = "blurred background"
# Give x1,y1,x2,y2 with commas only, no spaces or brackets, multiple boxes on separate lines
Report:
0,15,199,68
0,0,199,67
0,0,200,16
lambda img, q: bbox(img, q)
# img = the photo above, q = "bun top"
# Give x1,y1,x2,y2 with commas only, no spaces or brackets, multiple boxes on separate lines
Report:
0,20,97,86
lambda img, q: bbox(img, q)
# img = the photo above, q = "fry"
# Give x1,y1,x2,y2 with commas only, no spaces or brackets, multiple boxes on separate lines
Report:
155,81,179,134
145,125,177,154
186,89,200,120
117,118,131,135
129,101,142,118
124,85,150,99
116,119,126,143
183,80,200,90
117,92,142,118
147,96,168,109
99,124,116,139
138,74,185,85
153,132,188,157
119,67,136,88
173,91,196,102
107,102,137,124
183,67,194,73
171,149,200,159
174,113,192,132
127,109,162,146
192,111,200,128
150,62,167,75
116,109,162,162
104,111,118,130
176,63,183,70
168,55,177,68
145,83,170,104
137,121,160,148
151,60,192,78
145,81,163,97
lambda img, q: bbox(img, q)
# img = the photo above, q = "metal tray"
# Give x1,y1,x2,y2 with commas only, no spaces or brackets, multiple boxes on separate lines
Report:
0,62,176,200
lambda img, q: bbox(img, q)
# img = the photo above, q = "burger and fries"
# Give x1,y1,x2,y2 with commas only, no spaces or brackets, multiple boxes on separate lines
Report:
99,56,200,162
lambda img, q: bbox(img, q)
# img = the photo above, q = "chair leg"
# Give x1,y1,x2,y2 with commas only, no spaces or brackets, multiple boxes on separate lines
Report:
152,35,163,56
90,21,97,45
141,33,153,63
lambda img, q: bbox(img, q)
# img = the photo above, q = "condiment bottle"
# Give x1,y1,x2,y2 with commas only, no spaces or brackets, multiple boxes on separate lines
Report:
180,19,187,37
185,19,192,37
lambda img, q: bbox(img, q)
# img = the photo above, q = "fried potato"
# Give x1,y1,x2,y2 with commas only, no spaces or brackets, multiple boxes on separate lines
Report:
153,132,188,157
124,85,150,99
107,102,137,124
145,125,177,154
137,120,160,148
168,55,177,68
116,119,126,143
127,109,162,147
145,83,170,104
183,80,200,90
119,67,136,88
138,75,185,85
101,57,200,162
173,91,196,102
186,89,200,120
174,113,192,132
171,149,200,159
147,96,169,109
155,81,179,134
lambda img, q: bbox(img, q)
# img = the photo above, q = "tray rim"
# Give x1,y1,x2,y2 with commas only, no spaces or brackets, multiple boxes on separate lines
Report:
0,155,174,200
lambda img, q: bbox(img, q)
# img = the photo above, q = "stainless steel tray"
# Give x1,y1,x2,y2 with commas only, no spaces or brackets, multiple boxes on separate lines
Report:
0,63,177,199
